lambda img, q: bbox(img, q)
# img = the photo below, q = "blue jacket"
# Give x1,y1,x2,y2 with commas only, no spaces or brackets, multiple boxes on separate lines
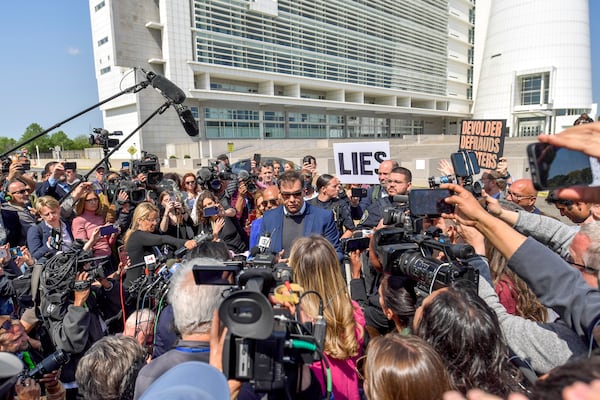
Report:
259,203,342,260
27,221,74,263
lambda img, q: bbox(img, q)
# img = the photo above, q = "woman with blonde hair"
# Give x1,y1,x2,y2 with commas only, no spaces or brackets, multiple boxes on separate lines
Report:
123,202,197,289
289,235,365,400
362,334,452,400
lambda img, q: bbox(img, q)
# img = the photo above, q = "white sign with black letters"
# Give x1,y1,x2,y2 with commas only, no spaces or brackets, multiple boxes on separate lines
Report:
333,142,390,184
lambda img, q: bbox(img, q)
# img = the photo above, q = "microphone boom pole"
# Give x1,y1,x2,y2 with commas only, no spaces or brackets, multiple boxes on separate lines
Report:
60,101,171,203
1,79,151,159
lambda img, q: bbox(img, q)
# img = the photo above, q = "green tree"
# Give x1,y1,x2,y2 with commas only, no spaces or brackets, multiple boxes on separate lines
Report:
49,131,74,151
0,137,18,154
70,135,91,150
19,123,52,155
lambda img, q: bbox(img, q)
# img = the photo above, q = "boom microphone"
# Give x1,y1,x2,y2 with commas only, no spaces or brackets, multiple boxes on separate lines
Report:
175,104,199,137
146,71,186,105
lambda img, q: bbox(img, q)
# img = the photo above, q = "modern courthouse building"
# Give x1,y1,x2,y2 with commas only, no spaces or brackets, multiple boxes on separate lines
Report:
89,0,595,159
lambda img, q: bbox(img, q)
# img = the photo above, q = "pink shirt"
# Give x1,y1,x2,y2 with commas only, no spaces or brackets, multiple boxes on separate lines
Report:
310,301,365,400
72,211,113,257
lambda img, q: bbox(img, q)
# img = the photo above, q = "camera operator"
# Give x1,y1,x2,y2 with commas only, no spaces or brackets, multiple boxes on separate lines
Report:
41,259,121,398
356,166,412,230
352,167,413,336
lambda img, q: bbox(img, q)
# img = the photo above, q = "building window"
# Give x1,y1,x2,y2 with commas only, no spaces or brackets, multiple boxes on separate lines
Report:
94,1,105,12
100,66,111,75
519,72,550,105
98,37,108,46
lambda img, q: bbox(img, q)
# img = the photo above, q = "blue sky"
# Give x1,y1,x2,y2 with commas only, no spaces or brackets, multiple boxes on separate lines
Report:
0,2,598,141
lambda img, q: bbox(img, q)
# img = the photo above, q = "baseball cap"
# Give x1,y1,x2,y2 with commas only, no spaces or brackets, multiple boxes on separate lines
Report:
139,361,229,400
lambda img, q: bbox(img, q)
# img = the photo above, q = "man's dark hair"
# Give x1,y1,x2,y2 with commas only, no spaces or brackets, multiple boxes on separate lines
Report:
43,161,58,177
277,170,302,189
217,154,229,162
391,166,412,183
530,356,600,400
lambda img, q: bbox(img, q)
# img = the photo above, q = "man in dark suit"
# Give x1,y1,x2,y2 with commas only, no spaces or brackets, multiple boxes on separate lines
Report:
259,170,342,260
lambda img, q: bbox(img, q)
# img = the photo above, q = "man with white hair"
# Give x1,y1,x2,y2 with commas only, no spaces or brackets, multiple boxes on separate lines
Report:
133,258,225,400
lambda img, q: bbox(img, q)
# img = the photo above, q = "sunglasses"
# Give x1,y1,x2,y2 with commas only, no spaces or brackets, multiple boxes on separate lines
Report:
281,191,303,200
184,181,196,185
261,199,279,207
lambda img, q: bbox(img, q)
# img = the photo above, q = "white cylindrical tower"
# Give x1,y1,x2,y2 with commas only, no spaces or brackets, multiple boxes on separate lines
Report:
473,0,592,135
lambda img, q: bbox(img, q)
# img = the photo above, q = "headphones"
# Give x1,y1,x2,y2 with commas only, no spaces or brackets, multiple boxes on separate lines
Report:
3,193,11,202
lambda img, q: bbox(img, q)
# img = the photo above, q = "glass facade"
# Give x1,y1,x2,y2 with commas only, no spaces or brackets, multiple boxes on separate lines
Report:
193,0,449,94
204,108,427,138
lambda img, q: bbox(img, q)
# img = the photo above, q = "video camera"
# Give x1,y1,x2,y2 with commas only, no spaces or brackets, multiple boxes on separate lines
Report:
132,152,161,183
71,255,111,291
89,128,123,149
428,150,482,197
22,349,70,381
192,248,325,397
374,189,479,297
197,160,257,193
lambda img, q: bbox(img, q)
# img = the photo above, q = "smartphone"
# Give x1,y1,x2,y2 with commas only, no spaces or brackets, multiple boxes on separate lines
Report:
451,151,480,178
121,161,130,168
118,245,128,265
203,206,219,217
64,162,77,171
253,153,261,166
408,189,454,217
9,247,22,258
0,249,8,259
99,225,119,236
527,143,599,190
20,162,31,171
49,228,62,250
342,236,370,253
351,187,368,198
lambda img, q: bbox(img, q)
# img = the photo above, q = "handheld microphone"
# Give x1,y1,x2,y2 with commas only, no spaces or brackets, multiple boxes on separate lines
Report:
258,232,271,253
144,254,157,282
173,232,213,258
174,104,199,137
146,71,186,105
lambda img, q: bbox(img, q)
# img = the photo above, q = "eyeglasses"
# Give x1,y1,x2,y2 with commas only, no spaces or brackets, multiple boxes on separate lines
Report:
184,181,196,185
85,198,99,203
261,199,279,207
563,256,598,275
506,190,534,201
10,189,30,195
355,355,367,381
281,191,303,200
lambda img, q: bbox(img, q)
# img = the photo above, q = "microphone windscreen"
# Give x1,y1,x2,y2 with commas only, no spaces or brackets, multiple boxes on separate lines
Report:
177,107,199,137
148,73,186,104
237,170,249,179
